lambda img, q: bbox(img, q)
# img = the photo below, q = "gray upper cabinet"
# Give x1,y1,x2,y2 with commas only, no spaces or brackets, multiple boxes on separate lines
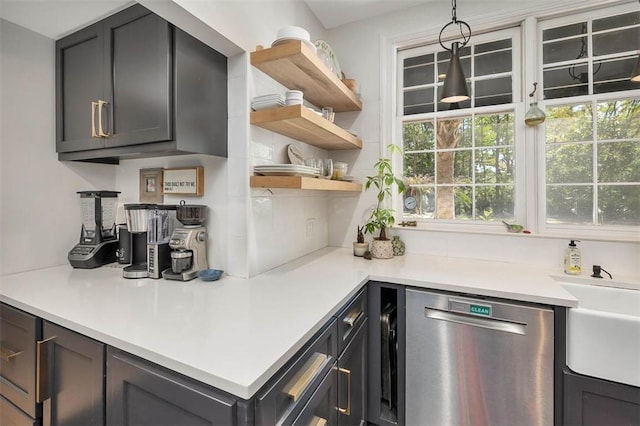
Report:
56,4,227,163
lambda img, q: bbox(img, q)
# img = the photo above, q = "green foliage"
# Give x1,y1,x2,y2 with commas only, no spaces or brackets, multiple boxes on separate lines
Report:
364,144,406,239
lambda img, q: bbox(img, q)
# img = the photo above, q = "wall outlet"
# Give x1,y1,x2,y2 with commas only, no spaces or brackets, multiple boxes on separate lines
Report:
306,218,316,237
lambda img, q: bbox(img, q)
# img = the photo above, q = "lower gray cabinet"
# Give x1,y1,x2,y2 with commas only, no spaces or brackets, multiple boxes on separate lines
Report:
292,368,338,426
42,321,105,426
564,368,640,426
107,347,242,426
1,395,38,426
337,320,367,426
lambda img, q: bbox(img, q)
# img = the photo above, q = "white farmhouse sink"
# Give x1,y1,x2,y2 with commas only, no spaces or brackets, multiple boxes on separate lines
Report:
558,278,640,387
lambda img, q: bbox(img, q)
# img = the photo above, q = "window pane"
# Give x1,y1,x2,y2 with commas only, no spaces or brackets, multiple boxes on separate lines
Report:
475,113,514,147
598,142,640,183
593,27,640,56
546,144,593,183
476,148,514,184
543,36,587,64
476,185,515,220
543,64,589,99
597,99,640,140
475,49,512,77
405,152,434,177
546,104,593,143
404,54,434,87
546,185,594,224
404,186,435,217
593,11,640,32
543,22,586,41
452,150,472,183
458,117,473,148
598,185,640,226
404,121,435,151
404,87,434,115
594,57,639,94
452,186,473,219
475,77,512,107
475,39,512,54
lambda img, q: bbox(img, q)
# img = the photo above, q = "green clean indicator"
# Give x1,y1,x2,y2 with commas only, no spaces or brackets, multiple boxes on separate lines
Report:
470,304,491,316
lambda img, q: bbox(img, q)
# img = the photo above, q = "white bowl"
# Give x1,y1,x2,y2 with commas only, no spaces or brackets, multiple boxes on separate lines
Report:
276,26,310,41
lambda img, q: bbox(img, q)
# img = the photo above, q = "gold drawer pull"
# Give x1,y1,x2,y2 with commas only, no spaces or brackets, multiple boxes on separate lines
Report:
284,352,328,402
343,310,363,327
309,416,327,426
97,100,110,137
337,367,351,415
0,345,23,361
36,337,56,403
91,101,99,138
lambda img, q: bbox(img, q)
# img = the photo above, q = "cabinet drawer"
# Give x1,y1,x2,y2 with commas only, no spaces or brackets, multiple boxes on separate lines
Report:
0,304,39,418
255,319,338,426
292,368,338,426
1,395,37,426
336,288,367,355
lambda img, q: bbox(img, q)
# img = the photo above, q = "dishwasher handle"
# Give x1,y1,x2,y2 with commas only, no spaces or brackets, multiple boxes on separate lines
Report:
424,308,526,335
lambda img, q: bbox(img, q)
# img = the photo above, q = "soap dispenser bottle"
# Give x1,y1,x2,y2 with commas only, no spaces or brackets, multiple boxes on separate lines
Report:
564,240,582,275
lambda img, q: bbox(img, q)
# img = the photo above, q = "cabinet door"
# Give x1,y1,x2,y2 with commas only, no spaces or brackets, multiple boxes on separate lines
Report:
1,395,37,426
103,5,172,148
338,320,367,426
107,347,239,426
56,21,106,153
564,369,640,426
292,368,338,426
42,321,104,426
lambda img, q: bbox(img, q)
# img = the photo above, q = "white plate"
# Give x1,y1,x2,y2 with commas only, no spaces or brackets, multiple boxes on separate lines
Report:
272,37,317,53
314,40,341,79
287,144,306,165
255,171,319,178
251,101,285,111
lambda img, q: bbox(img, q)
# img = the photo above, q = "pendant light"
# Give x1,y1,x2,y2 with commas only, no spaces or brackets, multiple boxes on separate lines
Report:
439,0,471,103
524,82,546,127
632,55,640,82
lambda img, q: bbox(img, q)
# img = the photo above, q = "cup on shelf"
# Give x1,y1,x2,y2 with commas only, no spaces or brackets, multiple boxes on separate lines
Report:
286,90,303,106
332,161,348,180
322,107,335,122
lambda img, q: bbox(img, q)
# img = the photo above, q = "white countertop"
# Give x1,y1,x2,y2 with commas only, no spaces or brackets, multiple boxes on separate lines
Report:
0,248,577,399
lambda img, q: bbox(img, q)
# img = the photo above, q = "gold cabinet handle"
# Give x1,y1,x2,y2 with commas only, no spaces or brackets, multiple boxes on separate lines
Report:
91,101,99,137
36,336,56,403
337,367,351,415
0,345,23,361
284,352,328,402
343,310,363,328
309,416,327,426
97,100,110,137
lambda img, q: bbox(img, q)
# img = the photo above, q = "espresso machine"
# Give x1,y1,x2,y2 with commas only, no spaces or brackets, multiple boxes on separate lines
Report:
162,203,208,281
68,191,120,268
122,204,151,279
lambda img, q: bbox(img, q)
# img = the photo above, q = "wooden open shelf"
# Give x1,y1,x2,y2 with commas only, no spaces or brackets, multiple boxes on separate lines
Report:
251,41,362,112
251,105,362,150
250,176,362,192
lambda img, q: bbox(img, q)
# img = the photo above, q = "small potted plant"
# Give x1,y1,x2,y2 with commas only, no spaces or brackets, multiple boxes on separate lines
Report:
364,145,406,259
353,225,369,257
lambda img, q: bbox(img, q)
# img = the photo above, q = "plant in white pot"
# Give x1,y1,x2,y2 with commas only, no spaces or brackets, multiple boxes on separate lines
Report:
364,145,406,259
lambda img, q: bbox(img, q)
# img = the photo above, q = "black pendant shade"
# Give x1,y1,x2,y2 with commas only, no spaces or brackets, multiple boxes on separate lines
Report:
441,42,469,103
632,55,640,82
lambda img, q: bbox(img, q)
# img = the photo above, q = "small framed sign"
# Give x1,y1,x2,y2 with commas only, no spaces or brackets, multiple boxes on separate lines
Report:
139,168,164,203
163,167,204,195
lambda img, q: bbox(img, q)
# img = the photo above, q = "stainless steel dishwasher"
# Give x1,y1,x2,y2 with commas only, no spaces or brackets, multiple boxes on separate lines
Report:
405,288,554,426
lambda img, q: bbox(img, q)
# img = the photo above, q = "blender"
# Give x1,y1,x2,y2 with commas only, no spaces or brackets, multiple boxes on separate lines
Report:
68,191,120,268
147,205,177,279
162,202,208,281
122,204,152,279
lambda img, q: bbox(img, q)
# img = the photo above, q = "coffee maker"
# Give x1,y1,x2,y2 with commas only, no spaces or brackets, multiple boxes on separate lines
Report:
68,191,120,268
122,204,151,279
162,203,208,281
147,205,176,279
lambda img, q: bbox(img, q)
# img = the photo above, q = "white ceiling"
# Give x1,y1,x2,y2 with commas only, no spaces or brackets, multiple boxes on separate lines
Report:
0,0,440,39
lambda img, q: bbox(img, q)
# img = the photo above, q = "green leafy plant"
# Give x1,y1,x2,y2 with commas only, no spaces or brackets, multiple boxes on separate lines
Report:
364,144,406,240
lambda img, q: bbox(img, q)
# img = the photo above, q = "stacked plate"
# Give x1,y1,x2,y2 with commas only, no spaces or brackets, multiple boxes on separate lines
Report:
251,94,285,111
254,164,320,178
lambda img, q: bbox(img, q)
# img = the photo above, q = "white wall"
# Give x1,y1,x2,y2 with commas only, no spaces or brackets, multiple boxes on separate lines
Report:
0,19,116,276
323,0,640,278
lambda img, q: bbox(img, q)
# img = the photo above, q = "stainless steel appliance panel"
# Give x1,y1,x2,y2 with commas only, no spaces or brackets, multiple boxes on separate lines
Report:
405,288,554,426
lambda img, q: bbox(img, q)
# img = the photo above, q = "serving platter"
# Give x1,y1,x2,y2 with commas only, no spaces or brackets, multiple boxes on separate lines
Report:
314,40,341,78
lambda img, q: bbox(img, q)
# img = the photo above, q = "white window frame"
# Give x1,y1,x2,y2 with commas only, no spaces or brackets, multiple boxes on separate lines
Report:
535,3,640,242
383,0,639,241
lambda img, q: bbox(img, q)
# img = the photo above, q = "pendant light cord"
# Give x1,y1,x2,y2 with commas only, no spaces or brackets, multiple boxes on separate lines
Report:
438,0,471,52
